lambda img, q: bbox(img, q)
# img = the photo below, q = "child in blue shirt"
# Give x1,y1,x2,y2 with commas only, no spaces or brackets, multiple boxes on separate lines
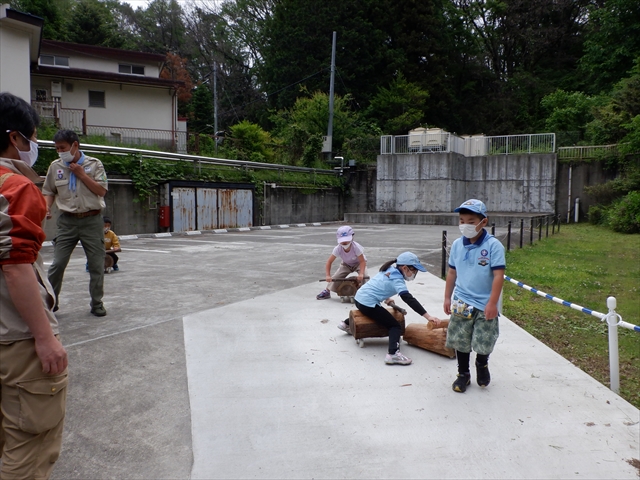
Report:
340,252,442,365
444,199,505,392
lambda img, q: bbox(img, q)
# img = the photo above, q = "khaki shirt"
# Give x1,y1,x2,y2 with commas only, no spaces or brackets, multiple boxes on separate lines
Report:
42,154,108,213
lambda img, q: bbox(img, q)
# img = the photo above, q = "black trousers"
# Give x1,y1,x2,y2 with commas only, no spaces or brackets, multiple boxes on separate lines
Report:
107,252,119,265
354,300,401,354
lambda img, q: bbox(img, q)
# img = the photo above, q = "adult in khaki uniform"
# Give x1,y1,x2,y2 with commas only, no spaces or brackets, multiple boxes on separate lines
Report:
0,92,69,479
43,130,109,316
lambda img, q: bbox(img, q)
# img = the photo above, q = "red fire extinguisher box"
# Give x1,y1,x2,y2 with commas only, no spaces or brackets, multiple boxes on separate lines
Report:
158,206,170,228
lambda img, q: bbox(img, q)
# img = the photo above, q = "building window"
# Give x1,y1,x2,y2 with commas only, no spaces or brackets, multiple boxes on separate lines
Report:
88,90,105,108
118,64,145,75
39,55,69,67
35,89,48,101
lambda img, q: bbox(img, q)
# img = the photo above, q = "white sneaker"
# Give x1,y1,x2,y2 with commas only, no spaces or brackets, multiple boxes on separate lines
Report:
337,320,351,334
385,350,412,365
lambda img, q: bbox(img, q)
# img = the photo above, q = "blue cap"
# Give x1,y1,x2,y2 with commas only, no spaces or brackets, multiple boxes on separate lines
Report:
454,199,487,218
396,252,427,272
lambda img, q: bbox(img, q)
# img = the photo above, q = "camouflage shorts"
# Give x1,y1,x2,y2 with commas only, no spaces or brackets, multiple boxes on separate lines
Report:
445,307,499,355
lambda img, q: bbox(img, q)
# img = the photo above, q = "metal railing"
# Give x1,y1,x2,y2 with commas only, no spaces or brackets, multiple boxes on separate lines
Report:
381,132,459,155
557,144,619,160
486,133,555,155
504,276,639,394
86,125,187,153
31,101,86,134
61,108,86,134
36,140,338,176
381,133,556,156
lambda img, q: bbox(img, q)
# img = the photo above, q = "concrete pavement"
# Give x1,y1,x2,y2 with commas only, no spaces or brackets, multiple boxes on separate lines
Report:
40,223,639,479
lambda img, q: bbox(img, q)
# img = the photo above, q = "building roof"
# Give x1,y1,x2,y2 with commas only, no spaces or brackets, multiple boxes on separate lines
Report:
40,39,167,64
31,65,184,89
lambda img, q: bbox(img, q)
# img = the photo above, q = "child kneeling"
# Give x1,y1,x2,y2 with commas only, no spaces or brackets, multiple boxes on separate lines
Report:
341,252,441,365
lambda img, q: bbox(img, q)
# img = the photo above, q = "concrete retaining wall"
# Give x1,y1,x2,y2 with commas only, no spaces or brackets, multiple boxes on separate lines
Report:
376,153,556,214
556,161,619,221
43,177,157,240
43,169,377,239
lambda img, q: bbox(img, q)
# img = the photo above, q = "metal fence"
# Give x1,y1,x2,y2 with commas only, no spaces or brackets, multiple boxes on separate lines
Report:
61,108,86,134
557,144,619,160
381,133,556,156
86,125,188,153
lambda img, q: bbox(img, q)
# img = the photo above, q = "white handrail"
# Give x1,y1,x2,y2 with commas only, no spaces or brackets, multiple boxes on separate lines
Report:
504,275,639,394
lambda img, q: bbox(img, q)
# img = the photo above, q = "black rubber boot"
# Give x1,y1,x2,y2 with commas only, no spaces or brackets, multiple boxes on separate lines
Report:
452,372,471,393
476,361,491,387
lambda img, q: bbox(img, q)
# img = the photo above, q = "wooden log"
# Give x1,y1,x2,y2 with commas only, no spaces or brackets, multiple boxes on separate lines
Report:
349,308,405,340
335,280,358,297
404,322,456,358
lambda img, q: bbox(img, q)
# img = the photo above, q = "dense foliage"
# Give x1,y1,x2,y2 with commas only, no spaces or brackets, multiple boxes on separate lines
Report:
12,0,638,140
11,0,640,208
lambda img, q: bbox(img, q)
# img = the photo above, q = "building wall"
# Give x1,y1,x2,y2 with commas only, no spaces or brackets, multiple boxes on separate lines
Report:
0,24,32,100
38,47,160,77
30,76,174,131
376,153,556,213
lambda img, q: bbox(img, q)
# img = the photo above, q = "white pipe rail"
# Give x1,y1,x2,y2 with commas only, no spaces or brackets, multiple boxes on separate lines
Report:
504,275,639,394
37,140,338,176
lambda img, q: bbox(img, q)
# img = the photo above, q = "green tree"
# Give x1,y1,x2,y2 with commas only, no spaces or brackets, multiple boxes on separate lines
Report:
259,0,395,111
586,62,640,145
541,90,600,144
129,0,186,54
10,0,70,40
190,84,215,134
183,5,267,130
579,0,640,94
271,90,366,164
229,120,274,162
67,0,126,48
366,74,429,135
451,0,590,133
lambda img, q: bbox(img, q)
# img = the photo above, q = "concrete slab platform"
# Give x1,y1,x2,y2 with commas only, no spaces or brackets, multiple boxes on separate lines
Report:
39,223,638,479
184,275,639,479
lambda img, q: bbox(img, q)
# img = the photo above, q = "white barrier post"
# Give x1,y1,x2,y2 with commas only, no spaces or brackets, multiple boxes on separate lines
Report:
606,296,620,394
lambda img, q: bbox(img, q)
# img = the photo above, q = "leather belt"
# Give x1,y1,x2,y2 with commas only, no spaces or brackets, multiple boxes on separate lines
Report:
63,209,101,218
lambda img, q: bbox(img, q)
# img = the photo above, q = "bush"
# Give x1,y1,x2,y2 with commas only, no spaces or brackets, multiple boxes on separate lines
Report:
588,205,606,225
607,191,640,233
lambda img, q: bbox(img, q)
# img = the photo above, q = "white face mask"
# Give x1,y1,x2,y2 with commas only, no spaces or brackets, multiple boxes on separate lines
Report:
459,223,481,239
104,227,110,234
402,267,416,281
59,146,76,164
340,242,352,250
14,132,38,167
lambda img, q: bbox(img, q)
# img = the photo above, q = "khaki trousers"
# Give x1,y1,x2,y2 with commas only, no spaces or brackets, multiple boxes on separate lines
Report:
328,263,369,292
48,213,104,309
0,339,68,479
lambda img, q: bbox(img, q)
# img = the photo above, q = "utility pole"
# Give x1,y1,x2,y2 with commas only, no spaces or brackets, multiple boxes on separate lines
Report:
322,31,337,159
213,61,218,153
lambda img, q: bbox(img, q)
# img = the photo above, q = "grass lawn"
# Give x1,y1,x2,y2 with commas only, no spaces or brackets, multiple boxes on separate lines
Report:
501,223,640,408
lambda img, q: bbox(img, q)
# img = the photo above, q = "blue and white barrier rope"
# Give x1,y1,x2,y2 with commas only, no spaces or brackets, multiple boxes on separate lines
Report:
504,275,639,332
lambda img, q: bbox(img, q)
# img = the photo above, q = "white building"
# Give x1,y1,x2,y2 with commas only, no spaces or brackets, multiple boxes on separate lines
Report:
0,4,186,152
0,4,42,101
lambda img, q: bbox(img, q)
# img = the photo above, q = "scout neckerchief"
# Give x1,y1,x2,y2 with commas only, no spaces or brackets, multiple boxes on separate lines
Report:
65,152,85,193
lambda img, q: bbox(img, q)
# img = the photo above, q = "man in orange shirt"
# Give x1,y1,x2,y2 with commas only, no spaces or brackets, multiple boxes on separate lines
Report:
0,92,68,479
